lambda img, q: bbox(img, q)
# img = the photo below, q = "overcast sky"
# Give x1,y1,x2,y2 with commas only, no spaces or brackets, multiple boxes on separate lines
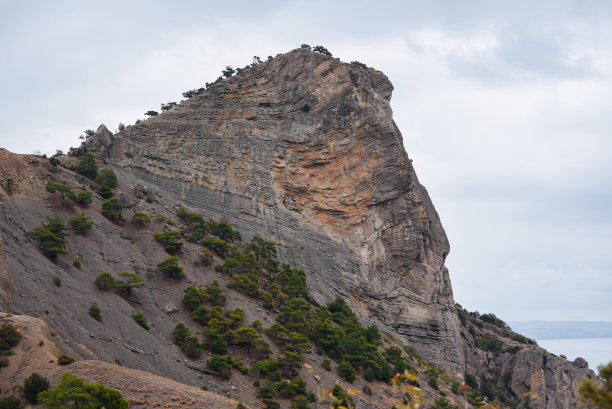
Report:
1,1,611,322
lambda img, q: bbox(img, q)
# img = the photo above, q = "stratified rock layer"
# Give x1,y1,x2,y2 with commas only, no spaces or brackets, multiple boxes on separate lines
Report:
95,48,464,372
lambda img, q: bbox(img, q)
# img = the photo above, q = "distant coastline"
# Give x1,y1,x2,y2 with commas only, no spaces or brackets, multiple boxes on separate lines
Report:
509,320,612,340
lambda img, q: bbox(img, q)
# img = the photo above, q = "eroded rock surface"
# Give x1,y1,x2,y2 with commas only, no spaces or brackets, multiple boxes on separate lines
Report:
95,48,464,372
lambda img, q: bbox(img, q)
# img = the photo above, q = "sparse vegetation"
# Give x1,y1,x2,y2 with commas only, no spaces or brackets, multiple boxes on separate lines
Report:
132,312,150,330
46,180,75,205
88,302,101,321
476,337,503,354
480,313,507,328
172,323,202,359
194,248,214,265
154,230,183,253
69,212,93,234
74,190,92,205
57,354,75,365
157,257,184,278
27,217,69,258
38,372,128,409
101,198,124,221
96,168,117,188
23,372,50,403
131,211,151,226
95,271,146,297
0,396,23,409
72,256,82,269
98,183,113,199
0,322,22,352
75,153,98,179
53,275,62,287
313,45,332,56
338,359,357,382
203,237,227,256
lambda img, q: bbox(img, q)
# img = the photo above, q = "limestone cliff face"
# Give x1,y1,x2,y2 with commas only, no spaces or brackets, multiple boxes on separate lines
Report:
93,48,464,372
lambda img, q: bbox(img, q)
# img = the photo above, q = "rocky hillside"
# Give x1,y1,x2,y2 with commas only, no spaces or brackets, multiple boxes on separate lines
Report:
0,47,597,408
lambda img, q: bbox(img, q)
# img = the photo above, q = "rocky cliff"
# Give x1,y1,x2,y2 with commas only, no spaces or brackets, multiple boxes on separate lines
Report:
92,48,464,374
0,48,597,409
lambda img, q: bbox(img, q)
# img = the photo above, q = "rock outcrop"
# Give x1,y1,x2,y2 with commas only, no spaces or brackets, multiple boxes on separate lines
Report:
93,48,464,373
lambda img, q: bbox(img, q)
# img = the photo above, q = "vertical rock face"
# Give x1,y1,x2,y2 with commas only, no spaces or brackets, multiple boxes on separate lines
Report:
95,48,464,372
505,350,593,409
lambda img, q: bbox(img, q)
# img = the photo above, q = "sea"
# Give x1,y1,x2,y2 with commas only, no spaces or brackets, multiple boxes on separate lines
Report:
536,338,612,371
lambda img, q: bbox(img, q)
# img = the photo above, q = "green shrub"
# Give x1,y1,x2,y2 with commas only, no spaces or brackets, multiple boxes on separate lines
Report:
313,45,332,56
0,322,22,351
173,323,203,359
505,345,521,354
252,320,263,331
177,207,208,242
57,354,75,365
23,372,50,403
27,217,69,258
207,220,241,241
338,359,356,382
74,190,92,205
203,237,228,256
75,153,98,179
194,248,214,266
256,380,276,398
101,198,124,221
131,212,151,226
88,303,101,321
98,183,113,199
432,397,456,409
290,395,310,409
275,377,307,399
476,337,503,354
0,396,23,409
206,354,233,379
95,272,145,297
157,257,184,278
53,275,62,287
38,372,128,409
46,180,75,203
72,257,82,270
132,312,149,330
203,280,226,306
321,358,332,371
330,384,354,409
69,212,93,234
96,168,117,188
154,230,183,253
457,309,468,325
480,313,506,328
182,285,203,311
262,399,280,409
451,381,461,395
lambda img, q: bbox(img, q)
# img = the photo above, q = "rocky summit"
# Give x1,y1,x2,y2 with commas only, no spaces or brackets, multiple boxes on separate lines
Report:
0,47,596,408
